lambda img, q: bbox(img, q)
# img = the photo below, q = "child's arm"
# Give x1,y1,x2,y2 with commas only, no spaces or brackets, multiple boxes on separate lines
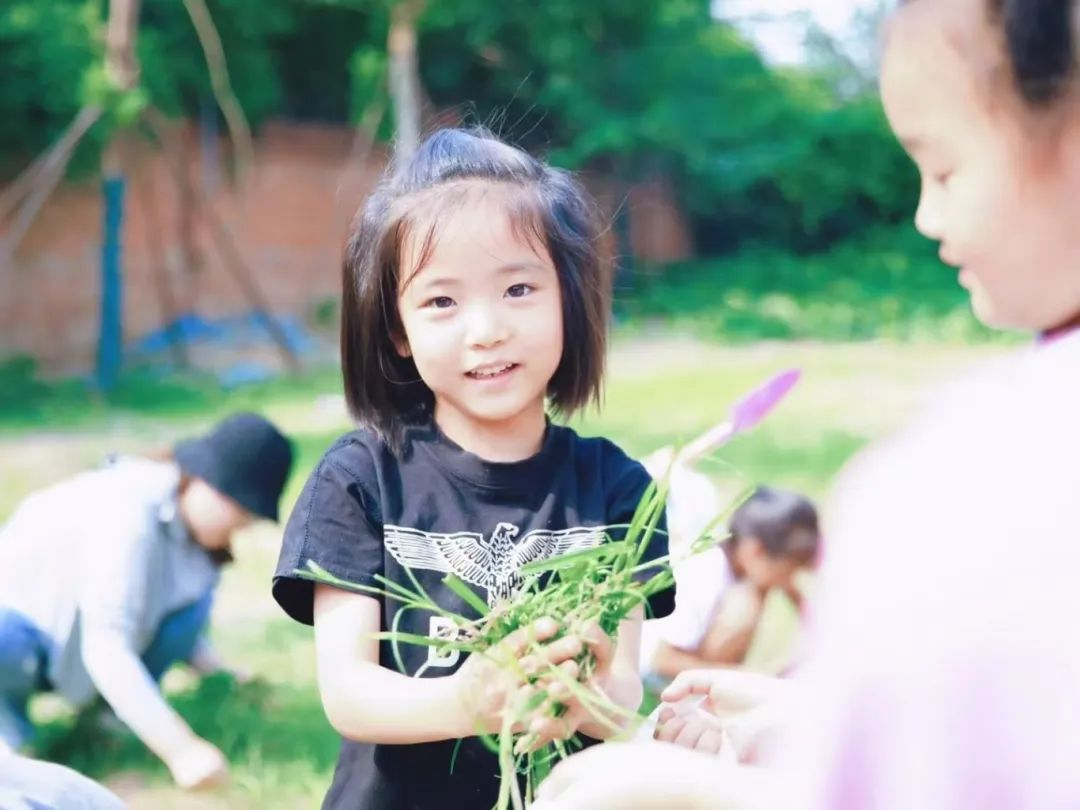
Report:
81,627,229,787
313,584,470,743
697,583,766,665
314,584,579,744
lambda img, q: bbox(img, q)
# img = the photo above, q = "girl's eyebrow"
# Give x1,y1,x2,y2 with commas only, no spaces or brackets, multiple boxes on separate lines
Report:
497,261,550,275
410,273,460,289
406,261,551,291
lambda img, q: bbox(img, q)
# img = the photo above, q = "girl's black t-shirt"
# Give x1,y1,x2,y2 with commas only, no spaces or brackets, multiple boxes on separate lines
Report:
272,420,675,810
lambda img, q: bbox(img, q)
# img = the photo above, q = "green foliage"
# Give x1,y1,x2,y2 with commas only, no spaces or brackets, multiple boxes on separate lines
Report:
0,0,292,178
0,0,102,174
620,226,1011,343
411,1,914,254
0,0,917,257
137,0,291,123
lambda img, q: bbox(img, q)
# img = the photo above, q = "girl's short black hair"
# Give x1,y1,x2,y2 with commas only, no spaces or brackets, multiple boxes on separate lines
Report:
729,486,820,562
340,127,609,449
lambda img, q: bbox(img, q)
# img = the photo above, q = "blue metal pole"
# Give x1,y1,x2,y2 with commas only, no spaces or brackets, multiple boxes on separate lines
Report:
97,174,125,391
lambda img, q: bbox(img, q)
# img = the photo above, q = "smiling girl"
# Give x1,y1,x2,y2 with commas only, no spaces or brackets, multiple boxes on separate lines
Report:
271,128,674,810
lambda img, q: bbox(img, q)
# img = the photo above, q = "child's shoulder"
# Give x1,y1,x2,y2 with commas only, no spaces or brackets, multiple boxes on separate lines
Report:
314,425,396,474
553,425,651,488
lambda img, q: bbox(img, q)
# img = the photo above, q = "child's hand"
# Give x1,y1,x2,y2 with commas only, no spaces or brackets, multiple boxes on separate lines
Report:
660,669,791,763
517,620,616,752
453,616,584,735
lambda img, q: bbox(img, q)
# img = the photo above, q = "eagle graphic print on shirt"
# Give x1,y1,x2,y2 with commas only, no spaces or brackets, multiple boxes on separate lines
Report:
383,522,609,605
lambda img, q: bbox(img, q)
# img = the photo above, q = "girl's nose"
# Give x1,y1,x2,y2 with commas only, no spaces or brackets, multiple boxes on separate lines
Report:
465,303,509,348
914,184,945,242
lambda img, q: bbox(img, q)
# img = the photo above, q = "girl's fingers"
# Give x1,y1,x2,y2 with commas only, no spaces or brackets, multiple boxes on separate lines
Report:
577,620,613,669
661,669,785,714
671,717,710,751
546,661,580,701
531,705,587,750
654,714,688,744
660,670,717,703
521,636,583,676
516,718,563,754
694,726,727,756
503,617,560,658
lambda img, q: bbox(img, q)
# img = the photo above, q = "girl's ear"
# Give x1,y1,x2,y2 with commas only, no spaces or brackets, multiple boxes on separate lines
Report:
392,331,412,358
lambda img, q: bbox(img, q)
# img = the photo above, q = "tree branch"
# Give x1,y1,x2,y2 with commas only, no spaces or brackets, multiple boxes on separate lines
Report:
0,105,103,273
182,0,256,186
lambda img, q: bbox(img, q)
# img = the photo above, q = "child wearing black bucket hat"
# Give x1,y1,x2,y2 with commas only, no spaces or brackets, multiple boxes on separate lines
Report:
0,412,292,790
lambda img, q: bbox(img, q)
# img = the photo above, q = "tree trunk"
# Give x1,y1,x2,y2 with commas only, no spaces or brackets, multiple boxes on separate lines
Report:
388,0,425,159
97,0,142,390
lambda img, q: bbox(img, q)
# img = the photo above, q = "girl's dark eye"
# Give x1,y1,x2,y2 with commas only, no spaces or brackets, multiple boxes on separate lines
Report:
427,296,455,309
506,284,533,298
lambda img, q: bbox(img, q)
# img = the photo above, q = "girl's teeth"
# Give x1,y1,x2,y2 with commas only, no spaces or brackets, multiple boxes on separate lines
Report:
473,364,511,377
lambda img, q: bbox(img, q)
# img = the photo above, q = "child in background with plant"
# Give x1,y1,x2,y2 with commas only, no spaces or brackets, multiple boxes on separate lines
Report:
639,485,819,685
271,128,675,810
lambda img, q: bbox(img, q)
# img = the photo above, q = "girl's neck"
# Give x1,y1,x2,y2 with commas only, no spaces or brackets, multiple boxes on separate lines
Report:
434,400,547,462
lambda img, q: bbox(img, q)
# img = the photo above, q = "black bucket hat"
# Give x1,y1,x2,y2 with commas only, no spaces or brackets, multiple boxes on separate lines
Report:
174,412,294,522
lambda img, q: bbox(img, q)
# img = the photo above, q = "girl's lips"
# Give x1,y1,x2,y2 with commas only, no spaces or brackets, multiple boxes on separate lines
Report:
465,362,519,380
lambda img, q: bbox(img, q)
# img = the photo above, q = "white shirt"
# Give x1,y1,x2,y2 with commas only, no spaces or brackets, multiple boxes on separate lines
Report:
0,457,220,706
638,456,734,675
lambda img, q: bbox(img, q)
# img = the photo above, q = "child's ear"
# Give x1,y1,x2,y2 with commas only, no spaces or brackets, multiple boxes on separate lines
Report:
731,536,757,568
742,537,767,563
391,331,412,358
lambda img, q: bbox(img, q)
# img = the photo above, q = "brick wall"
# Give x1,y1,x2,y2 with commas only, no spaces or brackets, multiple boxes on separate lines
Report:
0,121,691,372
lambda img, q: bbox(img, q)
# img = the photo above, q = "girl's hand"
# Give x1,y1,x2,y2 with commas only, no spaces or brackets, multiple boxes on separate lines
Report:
660,669,784,717
452,616,585,735
660,669,792,763
518,620,617,751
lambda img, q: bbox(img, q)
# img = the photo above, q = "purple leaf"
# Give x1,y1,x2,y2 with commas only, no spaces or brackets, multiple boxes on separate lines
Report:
729,368,802,435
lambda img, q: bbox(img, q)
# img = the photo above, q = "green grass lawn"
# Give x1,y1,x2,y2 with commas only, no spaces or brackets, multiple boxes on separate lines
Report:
1,337,1003,808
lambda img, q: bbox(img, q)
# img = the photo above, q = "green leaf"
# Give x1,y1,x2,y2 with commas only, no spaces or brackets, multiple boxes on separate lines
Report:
442,574,490,616
518,543,619,575
369,630,472,651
